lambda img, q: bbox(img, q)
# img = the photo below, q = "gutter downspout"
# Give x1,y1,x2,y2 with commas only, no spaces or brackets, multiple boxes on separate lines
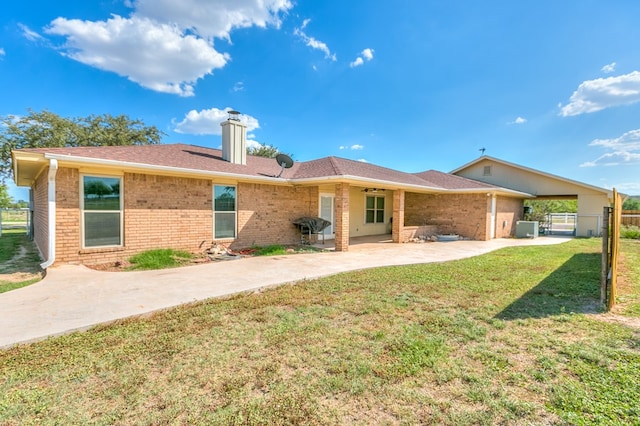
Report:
40,159,58,269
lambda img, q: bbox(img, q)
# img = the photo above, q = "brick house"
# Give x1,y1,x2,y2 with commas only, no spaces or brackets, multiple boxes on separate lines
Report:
11,115,605,268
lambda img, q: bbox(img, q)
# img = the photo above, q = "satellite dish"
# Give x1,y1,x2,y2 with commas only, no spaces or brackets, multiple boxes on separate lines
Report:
275,153,294,178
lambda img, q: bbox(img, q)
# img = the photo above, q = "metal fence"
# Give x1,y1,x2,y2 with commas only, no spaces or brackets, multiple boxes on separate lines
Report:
0,208,31,237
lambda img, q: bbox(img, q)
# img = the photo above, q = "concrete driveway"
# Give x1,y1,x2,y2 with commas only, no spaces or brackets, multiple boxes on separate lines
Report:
0,236,571,348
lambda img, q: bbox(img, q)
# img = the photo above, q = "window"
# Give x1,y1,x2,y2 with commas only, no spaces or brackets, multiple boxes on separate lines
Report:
483,165,492,176
214,185,236,239
365,195,385,224
81,175,122,248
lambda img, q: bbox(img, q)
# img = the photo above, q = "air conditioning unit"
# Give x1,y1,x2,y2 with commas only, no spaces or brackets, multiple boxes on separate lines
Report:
516,221,539,238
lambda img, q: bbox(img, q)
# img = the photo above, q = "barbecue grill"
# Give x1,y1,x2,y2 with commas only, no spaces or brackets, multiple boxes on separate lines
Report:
292,217,331,245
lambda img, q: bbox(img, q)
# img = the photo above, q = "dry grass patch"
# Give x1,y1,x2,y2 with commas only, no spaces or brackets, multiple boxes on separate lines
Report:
1,239,639,425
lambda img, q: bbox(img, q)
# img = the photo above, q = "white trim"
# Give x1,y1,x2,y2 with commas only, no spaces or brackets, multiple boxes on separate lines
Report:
36,153,534,197
451,155,612,197
213,184,237,240
40,159,58,269
44,153,288,185
319,193,335,239
490,195,497,239
364,193,386,224
80,174,124,249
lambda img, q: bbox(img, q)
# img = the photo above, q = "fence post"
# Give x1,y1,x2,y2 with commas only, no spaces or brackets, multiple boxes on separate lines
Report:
601,206,610,306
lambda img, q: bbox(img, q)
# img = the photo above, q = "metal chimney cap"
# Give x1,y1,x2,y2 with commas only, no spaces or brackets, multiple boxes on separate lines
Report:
228,110,241,121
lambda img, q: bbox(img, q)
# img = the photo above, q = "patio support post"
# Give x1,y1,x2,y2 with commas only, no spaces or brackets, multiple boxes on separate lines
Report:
335,183,350,251
392,189,405,243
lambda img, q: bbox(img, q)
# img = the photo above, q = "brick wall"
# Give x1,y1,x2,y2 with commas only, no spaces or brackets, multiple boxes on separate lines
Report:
31,167,49,260
334,183,350,251
392,189,405,243
405,192,490,240
401,225,439,242
54,168,213,265
495,196,523,238
233,183,318,248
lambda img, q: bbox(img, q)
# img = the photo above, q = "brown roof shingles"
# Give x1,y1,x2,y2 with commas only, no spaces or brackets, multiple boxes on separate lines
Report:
20,143,503,191
413,170,499,190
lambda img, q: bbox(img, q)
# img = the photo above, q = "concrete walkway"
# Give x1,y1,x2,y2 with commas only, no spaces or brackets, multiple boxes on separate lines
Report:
0,236,571,348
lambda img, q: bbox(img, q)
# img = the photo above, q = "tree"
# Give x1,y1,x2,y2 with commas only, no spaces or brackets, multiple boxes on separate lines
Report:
247,143,287,158
524,199,577,223
622,197,640,210
0,183,12,208
1,109,165,181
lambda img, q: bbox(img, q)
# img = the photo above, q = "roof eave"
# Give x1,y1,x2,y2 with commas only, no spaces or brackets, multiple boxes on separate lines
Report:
290,175,448,193
43,153,293,185
452,155,612,196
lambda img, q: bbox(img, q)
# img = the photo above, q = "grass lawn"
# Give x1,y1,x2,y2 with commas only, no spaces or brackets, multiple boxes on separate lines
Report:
0,229,43,293
1,239,639,425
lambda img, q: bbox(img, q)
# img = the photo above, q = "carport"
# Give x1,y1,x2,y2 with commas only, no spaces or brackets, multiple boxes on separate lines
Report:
452,156,613,237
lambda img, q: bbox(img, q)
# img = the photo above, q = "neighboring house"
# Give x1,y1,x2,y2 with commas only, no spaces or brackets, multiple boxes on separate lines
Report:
11,116,611,267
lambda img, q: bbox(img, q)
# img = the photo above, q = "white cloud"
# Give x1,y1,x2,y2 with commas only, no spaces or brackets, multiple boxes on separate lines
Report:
339,144,364,150
132,0,292,40
19,23,46,42
601,62,616,74
349,57,364,68
510,116,527,124
173,107,260,134
46,15,228,97
611,181,640,194
43,1,292,96
579,128,640,167
232,81,245,92
560,71,640,116
294,20,336,61
0,48,4,57
246,139,262,150
350,47,374,68
357,158,368,163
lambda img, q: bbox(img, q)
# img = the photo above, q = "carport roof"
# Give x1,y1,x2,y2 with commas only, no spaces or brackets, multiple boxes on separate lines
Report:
451,155,612,196
13,143,531,196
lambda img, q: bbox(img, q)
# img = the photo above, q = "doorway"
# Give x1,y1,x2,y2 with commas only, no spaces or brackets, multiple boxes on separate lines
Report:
319,194,335,239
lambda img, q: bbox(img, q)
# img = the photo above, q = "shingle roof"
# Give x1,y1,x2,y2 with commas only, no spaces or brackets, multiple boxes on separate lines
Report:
413,170,499,190
17,143,517,193
294,156,439,188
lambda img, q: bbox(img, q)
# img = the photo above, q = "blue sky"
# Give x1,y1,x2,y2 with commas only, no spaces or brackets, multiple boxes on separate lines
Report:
2,1,640,201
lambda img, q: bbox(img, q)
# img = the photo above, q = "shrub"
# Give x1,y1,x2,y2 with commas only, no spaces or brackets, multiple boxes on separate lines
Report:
620,225,640,239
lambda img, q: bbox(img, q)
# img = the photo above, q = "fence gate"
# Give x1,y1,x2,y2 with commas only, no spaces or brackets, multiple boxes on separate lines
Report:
547,213,577,236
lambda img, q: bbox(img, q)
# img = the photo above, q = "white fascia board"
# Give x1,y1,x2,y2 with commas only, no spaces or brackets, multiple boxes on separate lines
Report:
452,155,612,196
43,153,289,185
454,188,535,197
289,175,448,193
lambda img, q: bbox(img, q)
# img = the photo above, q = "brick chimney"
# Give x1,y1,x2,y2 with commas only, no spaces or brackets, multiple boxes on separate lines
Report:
220,110,247,165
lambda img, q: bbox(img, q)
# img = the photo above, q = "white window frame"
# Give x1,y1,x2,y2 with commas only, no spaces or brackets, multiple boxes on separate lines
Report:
365,195,385,224
213,185,237,239
80,174,124,249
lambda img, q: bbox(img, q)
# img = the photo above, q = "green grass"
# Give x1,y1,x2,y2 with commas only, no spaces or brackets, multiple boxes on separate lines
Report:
1,239,639,425
253,244,288,256
0,229,43,293
621,225,640,239
0,230,24,263
128,249,193,270
616,240,640,316
248,244,324,256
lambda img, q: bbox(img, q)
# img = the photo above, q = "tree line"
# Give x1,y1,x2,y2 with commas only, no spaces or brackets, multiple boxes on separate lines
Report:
0,110,286,208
